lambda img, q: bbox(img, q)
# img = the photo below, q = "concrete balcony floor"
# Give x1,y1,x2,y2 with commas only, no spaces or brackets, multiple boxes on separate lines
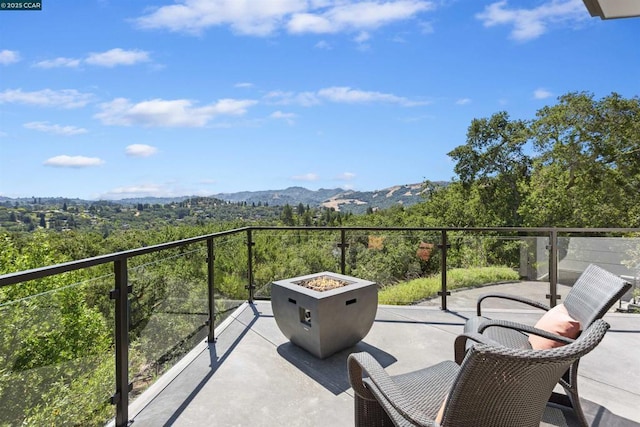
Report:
127,283,640,427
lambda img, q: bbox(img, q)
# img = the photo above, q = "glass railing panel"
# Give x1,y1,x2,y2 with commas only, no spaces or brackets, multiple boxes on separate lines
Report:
251,229,342,299
557,235,640,303
444,233,552,312
0,270,115,426
344,230,443,306
127,245,208,402
211,232,249,323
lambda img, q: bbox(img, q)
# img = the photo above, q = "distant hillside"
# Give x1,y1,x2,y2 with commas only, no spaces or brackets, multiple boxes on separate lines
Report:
0,182,450,232
213,182,438,214
213,186,343,207
1,182,446,213
319,183,429,214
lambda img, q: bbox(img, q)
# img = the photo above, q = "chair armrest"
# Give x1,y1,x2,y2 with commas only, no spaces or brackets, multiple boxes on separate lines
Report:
477,292,550,316
476,319,575,346
347,352,378,401
454,332,505,364
347,352,438,426
455,321,575,364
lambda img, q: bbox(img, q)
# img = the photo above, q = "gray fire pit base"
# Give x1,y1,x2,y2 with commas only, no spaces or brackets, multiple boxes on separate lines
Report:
271,272,378,359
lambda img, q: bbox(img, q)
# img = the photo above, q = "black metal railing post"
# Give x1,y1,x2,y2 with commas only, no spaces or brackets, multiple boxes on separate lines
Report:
438,230,451,311
246,229,255,302
111,258,131,427
339,229,348,275
548,228,559,306
207,238,215,342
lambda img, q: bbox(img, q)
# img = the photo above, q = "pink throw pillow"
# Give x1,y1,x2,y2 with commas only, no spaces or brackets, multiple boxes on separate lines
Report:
528,304,580,350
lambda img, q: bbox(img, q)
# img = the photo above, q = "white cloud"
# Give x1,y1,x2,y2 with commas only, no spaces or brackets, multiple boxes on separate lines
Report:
99,182,209,199
44,155,105,168
265,86,425,107
126,144,158,157
476,0,587,41
315,40,332,49
287,12,334,33
264,90,321,106
288,1,434,34
100,183,165,198
34,57,81,69
336,172,356,181
95,97,257,127
136,0,309,35
317,86,426,106
136,0,434,37
23,121,88,136
0,50,20,65
235,82,254,88
354,31,371,43
456,98,471,105
34,49,151,68
215,98,257,115
534,88,553,99
0,89,93,108
85,48,150,67
270,110,297,124
292,172,320,181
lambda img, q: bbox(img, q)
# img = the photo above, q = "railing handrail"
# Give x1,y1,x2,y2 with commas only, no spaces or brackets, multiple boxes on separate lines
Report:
0,226,249,287
2,225,638,288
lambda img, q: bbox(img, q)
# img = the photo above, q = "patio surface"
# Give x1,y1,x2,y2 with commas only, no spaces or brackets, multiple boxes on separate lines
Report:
126,282,640,427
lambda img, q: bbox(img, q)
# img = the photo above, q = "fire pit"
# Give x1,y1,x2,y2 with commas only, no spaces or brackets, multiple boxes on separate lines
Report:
271,272,377,359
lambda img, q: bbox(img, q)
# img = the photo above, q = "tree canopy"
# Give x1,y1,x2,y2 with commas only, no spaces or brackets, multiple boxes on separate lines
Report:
427,92,640,228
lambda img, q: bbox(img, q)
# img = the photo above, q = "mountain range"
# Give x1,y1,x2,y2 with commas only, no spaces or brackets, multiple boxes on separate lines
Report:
1,182,442,214
213,183,431,213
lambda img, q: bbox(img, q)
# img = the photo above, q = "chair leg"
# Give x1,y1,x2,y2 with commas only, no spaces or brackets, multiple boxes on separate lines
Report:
354,394,394,427
549,364,590,427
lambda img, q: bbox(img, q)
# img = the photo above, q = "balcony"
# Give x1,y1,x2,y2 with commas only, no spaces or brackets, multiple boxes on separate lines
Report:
1,226,639,426
126,298,639,426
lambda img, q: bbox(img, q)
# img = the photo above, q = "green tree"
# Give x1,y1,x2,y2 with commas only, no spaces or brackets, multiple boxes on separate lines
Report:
520,92,640,227
281,204,294,226
447,111,531,226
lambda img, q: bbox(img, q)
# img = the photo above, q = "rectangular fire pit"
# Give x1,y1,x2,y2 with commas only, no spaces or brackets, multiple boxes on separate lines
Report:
271,272,377,359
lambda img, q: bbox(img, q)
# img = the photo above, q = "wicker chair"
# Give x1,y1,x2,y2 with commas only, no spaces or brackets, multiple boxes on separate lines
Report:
348,319,610,427
457,263,630,427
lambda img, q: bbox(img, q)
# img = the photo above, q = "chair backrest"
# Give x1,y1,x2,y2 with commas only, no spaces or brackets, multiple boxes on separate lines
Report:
441,319,610,427
564,264,631,328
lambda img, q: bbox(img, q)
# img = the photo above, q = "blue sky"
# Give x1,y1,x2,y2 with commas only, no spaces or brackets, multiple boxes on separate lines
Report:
0,0,638,200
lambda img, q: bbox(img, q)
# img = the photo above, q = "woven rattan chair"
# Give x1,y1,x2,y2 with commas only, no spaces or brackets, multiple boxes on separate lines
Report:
348,319,610,427
457,263,630,426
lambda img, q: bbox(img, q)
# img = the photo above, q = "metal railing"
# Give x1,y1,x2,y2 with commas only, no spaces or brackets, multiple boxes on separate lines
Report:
0,226,638,426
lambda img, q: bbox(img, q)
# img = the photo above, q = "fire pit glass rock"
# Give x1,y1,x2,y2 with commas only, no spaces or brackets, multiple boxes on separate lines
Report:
271,272,378,359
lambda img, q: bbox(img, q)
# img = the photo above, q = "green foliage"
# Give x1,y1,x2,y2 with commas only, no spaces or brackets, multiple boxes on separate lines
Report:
378,266,520,305
425,92,639,228
21,355,114,427
12,290,110,370
448,111,531,226
346,232,429,285
0,283,112,426
520,92,640,227
251,230,341,296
